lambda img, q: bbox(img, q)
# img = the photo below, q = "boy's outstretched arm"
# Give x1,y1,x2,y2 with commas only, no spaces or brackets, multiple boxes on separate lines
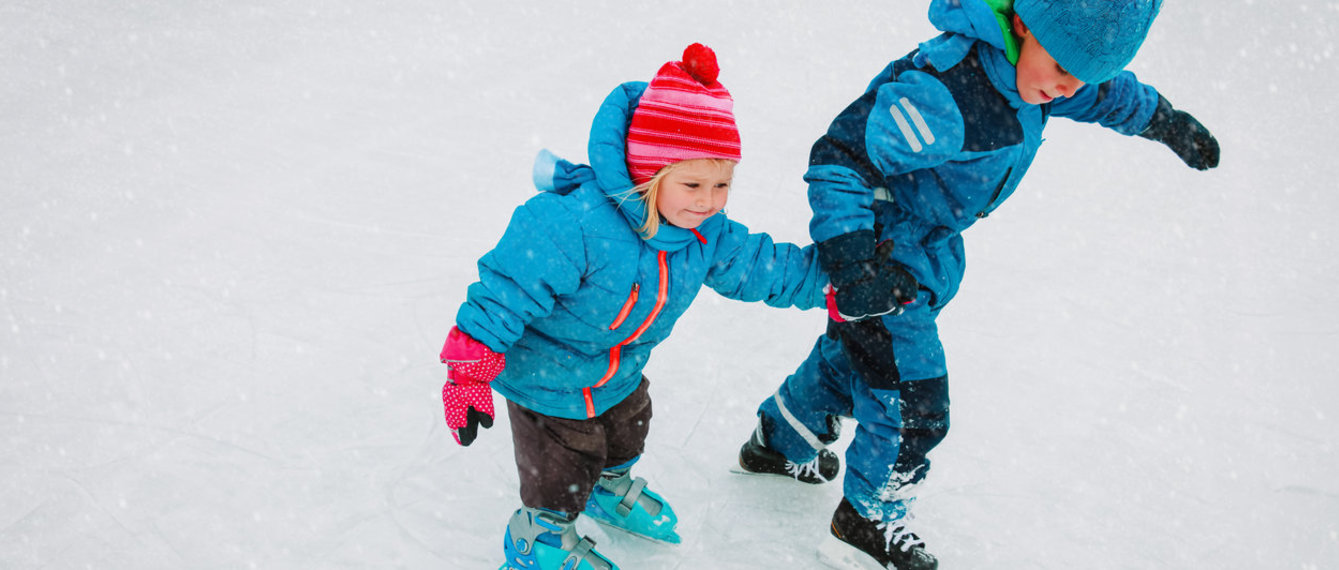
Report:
1137,95,1221,170
1052,74,1220,171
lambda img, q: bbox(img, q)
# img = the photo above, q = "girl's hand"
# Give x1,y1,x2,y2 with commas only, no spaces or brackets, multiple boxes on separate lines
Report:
440,326,505,445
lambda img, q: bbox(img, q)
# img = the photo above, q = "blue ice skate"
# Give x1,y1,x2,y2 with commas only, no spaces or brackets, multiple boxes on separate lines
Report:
499,507,618,570
583,467,680,544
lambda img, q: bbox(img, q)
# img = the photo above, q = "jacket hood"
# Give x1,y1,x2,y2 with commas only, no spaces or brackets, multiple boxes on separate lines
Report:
923,0,1020,67
531,81,721,251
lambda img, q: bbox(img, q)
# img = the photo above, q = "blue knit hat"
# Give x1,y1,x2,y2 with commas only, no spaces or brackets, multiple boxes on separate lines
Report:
1013,0,1163,85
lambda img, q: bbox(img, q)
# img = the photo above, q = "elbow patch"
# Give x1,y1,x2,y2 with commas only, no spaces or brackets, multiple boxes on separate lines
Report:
866,73,963,174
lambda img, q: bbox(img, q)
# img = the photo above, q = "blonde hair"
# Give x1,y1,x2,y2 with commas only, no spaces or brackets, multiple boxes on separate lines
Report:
620,158,736,239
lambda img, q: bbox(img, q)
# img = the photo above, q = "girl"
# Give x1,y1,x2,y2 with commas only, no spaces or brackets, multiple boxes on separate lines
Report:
440,44,909,570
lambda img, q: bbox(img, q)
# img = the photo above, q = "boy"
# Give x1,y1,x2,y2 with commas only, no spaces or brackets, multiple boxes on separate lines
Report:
734,1,1219,568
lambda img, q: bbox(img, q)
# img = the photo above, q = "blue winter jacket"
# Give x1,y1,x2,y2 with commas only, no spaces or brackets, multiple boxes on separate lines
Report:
810,0,1162,308
455,82,829,420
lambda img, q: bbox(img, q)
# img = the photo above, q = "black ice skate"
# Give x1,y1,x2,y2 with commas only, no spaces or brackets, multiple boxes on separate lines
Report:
818,497,937,570
735,422,839,484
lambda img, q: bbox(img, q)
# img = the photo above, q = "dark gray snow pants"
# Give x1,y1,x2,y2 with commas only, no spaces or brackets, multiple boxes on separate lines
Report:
507,377,652,514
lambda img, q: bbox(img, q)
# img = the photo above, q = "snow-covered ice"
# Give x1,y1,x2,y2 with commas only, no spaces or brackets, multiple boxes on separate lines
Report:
3,1,1337,568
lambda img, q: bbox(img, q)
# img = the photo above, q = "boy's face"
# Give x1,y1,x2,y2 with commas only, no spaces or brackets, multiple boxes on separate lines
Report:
655,159,733,229
1012,14,1086,105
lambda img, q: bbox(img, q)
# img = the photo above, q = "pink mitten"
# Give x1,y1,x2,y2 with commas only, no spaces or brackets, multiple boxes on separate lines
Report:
440,326,505,446
443,381,495,446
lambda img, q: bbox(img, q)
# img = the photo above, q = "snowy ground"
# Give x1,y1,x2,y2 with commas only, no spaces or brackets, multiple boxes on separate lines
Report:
3,1,1337,568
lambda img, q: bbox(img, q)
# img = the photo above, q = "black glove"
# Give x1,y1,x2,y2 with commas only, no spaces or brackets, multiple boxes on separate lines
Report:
818,230,919,321
1138,95,1220,170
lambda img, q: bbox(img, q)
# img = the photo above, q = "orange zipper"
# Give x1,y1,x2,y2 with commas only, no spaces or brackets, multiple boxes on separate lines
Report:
608,284,639,330
583,250,670,418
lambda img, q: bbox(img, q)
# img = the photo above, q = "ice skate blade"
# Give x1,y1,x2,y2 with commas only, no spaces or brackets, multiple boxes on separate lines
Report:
584,515,682,545
817,532,887,570
728,463,835,485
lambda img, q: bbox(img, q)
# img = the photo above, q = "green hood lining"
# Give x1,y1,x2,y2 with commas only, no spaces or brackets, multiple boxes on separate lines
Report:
982,0,1021,65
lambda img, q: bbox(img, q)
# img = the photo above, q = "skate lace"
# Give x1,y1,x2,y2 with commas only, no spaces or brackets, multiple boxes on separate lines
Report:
878,514,925,553
784,456,823,480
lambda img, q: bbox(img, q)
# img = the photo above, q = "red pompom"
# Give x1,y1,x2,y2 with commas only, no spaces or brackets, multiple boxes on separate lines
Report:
681,43,720,85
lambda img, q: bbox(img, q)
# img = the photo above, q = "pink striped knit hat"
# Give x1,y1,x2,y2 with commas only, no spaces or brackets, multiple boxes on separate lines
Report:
626,43,741,185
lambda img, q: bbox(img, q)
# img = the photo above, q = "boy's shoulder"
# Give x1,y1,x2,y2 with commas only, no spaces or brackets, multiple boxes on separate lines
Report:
869,46,1024,154
875,46,1010,112
917,48,1023,152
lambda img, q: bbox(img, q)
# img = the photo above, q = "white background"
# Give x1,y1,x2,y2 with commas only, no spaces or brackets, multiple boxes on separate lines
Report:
3,1,1336,568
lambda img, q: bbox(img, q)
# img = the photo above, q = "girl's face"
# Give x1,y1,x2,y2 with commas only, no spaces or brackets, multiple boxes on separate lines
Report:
654,159,734,229
1012,15,1086,105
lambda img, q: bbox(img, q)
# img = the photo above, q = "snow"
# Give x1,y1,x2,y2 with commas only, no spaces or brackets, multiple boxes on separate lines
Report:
3,1,1337,568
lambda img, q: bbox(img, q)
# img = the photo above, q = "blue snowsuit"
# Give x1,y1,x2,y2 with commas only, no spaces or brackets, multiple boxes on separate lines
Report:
756,0,1165,520
456,82,829,422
